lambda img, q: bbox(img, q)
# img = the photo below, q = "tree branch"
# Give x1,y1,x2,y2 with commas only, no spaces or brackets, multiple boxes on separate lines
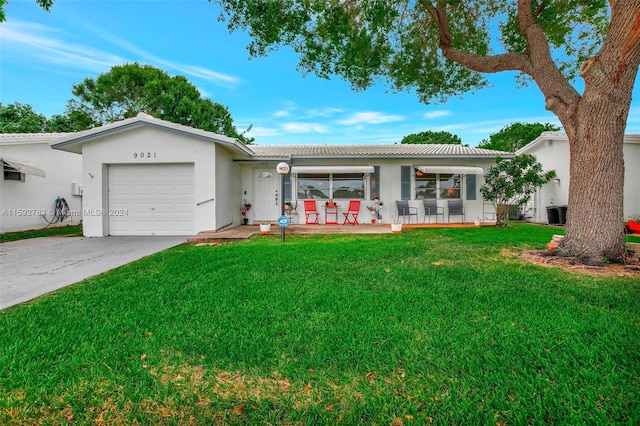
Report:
423,1,529,73
442,49,529,74
423,2,451,49
517,0,580,124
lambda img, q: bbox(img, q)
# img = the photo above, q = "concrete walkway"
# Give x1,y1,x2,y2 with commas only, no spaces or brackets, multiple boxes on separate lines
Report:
187,222,486,244
0,236,185,310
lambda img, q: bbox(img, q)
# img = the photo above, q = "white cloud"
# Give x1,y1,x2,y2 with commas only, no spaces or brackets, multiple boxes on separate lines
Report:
250,126,281,137
282,122,329,133
303,107,343,118
87,24,241,88
274,110,291,118
336,111,404,125
1,21,124,72
1,19,241,88
170,64,241,87
423,110,452,119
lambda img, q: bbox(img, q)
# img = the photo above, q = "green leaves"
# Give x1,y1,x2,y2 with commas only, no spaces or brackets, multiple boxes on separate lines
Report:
66,63,249,141
401,130,462,145
0,102,47,133
478,122,561,152
213,1,610,103
480,154,556,225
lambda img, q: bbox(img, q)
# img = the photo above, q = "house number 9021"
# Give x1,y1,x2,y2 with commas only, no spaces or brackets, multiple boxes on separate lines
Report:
133,152,157,159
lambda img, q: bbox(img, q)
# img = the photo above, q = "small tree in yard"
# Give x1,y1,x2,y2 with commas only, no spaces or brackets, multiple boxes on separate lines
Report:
481,155,555,228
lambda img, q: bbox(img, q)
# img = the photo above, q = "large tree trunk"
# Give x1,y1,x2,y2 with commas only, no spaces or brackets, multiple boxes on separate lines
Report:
558,98,627,265
552,5,640,266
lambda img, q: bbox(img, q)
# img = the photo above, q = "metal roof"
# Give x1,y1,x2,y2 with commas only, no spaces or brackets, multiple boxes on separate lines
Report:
247,144,511,159
51,113,254,155
0,133,69,146
291,165,376,174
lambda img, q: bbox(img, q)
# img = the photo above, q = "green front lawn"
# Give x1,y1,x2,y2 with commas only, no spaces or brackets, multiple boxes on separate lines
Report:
0,224,82,243
1,224,638,424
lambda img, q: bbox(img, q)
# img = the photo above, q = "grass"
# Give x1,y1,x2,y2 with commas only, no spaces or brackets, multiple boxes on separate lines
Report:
0,224,82,243
0,223,638,424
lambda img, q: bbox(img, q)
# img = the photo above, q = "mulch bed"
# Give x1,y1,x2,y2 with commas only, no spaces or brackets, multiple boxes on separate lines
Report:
520,250,640,278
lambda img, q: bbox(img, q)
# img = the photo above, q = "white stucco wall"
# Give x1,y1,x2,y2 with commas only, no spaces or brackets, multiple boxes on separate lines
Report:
0,136,82,232
214,144,239,228
623,139,640,219
518,132,640,224
520,138,569,223
79,126,221,236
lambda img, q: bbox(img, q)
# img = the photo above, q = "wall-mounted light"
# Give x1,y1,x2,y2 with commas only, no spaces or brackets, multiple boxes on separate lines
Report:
554,178,560,184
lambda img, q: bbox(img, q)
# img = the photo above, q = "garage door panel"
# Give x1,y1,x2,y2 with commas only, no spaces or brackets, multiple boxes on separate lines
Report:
109,219,131,233
154,204,173,214
108,164,195,236
176,222,195,232
175,203,193,214
133,203,152,213
176,183,194,193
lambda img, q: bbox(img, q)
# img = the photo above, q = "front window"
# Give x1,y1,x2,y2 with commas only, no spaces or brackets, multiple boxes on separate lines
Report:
3,162,25,182
415,172,460,199
297,173,365,200
439,173,460,198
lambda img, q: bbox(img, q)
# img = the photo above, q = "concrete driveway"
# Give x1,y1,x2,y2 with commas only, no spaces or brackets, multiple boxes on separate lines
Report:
0,236,186,310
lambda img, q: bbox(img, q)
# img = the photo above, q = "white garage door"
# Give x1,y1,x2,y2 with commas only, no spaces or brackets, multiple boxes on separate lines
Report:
108,164,195,236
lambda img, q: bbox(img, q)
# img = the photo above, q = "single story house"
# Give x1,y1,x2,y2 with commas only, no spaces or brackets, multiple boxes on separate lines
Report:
51,112,511,237
516,132,640,224
0,133,83,233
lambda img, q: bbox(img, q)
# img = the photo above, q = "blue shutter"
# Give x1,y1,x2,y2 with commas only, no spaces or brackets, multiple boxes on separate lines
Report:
370,165,380,199
401,166,411,200
466,174,476,200
284,173,292,201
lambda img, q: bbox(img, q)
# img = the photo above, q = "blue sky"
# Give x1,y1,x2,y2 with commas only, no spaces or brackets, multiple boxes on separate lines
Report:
1,1,638,146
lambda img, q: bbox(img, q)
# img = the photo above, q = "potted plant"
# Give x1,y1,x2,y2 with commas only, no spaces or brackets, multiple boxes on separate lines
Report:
241,199,252,225
260,221,271,235
391,217,403,233
366,199,383,224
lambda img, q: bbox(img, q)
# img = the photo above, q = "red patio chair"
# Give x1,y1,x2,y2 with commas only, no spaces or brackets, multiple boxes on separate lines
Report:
304,200,320,225
342,200,361,225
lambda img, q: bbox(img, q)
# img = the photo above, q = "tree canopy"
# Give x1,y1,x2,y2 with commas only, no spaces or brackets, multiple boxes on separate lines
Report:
66,63,253,143
478,122,561,152
212,1,611,103
0,103,48,133
401,130,462,145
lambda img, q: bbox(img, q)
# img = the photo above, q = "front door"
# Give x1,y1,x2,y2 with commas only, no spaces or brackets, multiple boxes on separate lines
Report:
253,169,280,222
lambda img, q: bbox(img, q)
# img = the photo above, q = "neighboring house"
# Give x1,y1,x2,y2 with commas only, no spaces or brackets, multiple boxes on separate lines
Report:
52,113,511,237
516,132,640,224
0,133,83,233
